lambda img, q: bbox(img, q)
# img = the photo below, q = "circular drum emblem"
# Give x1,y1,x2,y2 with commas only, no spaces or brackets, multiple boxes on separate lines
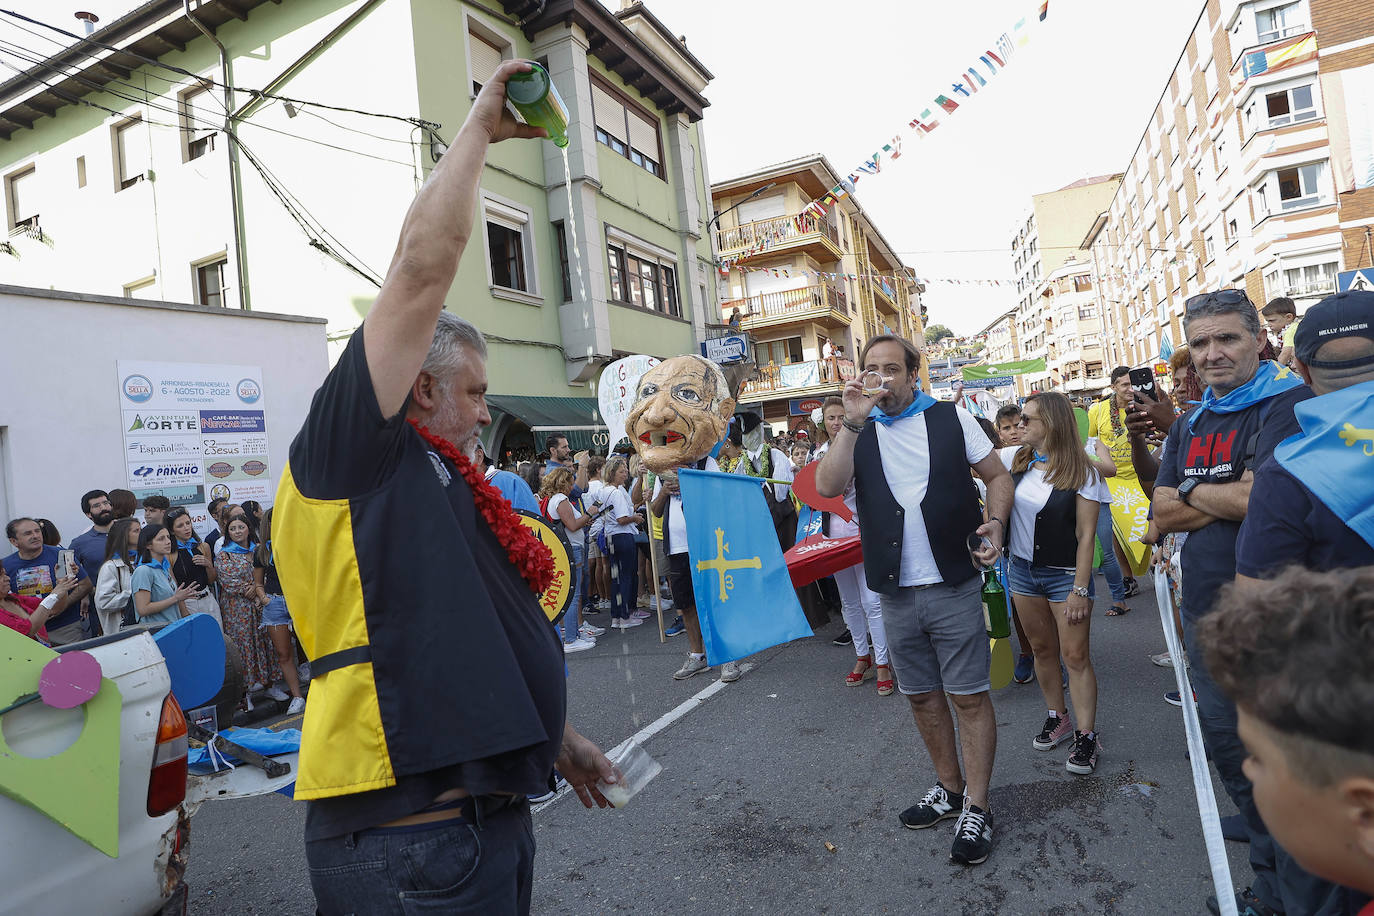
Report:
514,509,573,624
210,484,231,502
207,461,234,479
241,459,267,477
236,378,262,404
123,374,154,403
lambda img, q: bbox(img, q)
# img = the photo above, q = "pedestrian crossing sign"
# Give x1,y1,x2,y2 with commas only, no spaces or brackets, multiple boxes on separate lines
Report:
1337,268,1374,292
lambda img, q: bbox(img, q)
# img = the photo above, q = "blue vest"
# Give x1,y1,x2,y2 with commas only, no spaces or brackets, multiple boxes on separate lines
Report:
852,401,983,595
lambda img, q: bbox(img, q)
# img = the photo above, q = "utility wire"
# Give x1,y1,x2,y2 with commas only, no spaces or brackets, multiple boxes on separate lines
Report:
0,6,439,130
0,45,385,286
0,40,421,169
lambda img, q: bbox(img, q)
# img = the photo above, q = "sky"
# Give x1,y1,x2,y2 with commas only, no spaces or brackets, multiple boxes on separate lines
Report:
0,0,1206,336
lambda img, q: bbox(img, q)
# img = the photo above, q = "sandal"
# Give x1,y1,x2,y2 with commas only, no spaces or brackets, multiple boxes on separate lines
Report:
876,665,894,696
845,655,873,686
1105,603,1130,616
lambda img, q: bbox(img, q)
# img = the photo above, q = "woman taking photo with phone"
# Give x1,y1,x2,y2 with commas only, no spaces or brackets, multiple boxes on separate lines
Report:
216,514,280,708
131,524,199,627
94,517,141,636
999,392,1108,775
165,507,222,626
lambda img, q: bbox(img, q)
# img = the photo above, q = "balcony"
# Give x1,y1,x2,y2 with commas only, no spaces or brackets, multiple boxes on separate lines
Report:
722,284,849,331
872,276,899,313
740,356,856,402
716,212,842,263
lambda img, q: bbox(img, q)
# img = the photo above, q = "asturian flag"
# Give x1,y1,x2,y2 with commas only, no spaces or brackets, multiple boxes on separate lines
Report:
678,469,812,666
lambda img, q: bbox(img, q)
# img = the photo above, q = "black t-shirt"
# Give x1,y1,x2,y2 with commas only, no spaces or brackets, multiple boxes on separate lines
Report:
252,550,282,595
1156,385,1310,617
1236,457,1374,576
171,543,211,590
298,329,565,840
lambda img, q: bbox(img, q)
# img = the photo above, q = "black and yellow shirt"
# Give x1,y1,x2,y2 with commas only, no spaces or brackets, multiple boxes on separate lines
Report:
274,328,565,837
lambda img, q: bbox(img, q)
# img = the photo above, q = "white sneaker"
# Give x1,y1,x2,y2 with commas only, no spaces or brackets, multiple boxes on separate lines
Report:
265,685,290,702
720,661,742,683
1150,652,1174,668
248,682,264,693
286,696,306,715
297,662,311,682
580,623,606,637
611,618,643,629
597,599,611,610
564,637,596,653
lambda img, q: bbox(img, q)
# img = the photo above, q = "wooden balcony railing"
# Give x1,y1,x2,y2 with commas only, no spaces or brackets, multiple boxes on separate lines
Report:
721,284,848,324
715,212,840,254
741,357,856,396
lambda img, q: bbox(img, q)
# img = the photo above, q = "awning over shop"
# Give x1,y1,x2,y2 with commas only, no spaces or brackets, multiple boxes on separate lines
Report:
486,395,608,452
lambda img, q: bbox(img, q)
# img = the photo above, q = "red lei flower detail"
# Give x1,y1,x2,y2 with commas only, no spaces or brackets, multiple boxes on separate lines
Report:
409,420,555,595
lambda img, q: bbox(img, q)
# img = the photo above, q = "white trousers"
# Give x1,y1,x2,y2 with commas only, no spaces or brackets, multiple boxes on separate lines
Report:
833,561,888,665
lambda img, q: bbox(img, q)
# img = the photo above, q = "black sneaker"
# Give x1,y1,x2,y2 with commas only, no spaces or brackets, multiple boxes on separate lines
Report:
1066,730,1100,775
949,804,993,866
1205,887,1281,916
899,782,965,829
1122,576,1140,598
831,628,853,646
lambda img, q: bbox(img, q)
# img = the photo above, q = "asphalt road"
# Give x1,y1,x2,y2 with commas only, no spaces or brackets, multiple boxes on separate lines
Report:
185,573,1253,915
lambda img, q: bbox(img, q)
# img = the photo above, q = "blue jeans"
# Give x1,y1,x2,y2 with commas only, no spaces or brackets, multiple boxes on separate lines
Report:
1095,503,1126,602
1182,608,1356,914
1007,555,1094,603
562,543,585,643
609,533,638,620
306,801,534,915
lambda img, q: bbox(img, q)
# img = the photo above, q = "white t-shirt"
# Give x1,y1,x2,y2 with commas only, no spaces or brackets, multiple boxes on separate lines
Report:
812,442,859,539
605,485,639,536
547,493,585,549
873,405,994,586
585,479,608,539
1084,438,1114,505
998,446,1109,565
654,456,720,555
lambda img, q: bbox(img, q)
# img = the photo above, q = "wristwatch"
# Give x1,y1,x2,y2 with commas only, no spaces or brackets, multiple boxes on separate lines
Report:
1177,477,1200,505
1071,586,1091,598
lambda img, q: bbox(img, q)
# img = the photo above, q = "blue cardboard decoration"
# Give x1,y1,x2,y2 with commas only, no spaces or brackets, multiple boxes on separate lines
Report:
153,614,225,711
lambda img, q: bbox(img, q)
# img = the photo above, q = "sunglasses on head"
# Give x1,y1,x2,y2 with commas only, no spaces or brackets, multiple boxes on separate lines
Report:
1184,289,1250,314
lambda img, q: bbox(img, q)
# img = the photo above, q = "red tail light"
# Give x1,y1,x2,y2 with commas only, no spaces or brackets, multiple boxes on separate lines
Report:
147,693,188,817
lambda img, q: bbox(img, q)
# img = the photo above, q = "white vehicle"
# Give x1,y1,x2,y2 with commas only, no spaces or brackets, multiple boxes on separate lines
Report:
0,629,296,916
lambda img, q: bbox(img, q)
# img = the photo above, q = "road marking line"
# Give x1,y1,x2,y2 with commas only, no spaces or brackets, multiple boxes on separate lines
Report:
532,664,750,815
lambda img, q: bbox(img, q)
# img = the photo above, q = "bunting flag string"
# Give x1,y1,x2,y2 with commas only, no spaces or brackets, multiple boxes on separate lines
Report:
795,1,1052,221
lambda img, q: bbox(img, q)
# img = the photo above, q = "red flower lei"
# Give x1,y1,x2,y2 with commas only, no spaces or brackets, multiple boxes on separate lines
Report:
409,420,555,595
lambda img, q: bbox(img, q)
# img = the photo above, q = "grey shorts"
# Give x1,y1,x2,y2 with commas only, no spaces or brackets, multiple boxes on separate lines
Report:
879,575,990,696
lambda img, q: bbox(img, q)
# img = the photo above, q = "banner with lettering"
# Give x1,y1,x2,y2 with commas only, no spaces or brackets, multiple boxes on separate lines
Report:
117,360,272,537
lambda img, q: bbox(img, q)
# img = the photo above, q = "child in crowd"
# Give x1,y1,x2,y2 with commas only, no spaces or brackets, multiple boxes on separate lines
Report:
1200,566,1374,913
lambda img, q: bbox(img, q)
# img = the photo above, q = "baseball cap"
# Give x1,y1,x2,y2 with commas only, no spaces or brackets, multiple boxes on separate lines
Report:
1293,290,1374,368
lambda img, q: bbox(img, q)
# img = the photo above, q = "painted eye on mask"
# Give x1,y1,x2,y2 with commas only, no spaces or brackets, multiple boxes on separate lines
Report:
674,387,703,405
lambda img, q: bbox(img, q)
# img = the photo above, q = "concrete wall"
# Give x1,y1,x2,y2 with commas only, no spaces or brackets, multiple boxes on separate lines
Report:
0,286,327,542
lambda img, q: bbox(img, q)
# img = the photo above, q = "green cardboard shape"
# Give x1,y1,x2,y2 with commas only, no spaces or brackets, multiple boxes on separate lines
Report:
0,628,122,857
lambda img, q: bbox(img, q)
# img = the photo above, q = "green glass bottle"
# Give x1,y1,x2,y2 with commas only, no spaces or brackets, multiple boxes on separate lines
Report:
505,63,570,148
982,568,1010,639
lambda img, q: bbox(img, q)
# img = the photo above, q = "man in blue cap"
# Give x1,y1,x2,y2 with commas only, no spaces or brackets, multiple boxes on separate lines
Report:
1236,289,1374,581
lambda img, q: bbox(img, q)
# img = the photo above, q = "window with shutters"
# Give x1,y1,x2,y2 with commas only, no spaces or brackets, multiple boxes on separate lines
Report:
606,237,681,317
6,166,37,231
590,73,663,178
553,221,571,302
481,195,539,300
467,21,509,96
180,85,217,162
113,117,147,190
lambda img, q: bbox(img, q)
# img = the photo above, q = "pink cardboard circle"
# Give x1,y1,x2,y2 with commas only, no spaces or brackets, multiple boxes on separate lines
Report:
38,651,103,709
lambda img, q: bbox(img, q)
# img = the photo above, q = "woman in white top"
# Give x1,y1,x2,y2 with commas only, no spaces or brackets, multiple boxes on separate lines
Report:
584,456,612,613
541,467,601,651
999,392,1108,776
816,398,892,695
601,457,643,629
94,517,141,636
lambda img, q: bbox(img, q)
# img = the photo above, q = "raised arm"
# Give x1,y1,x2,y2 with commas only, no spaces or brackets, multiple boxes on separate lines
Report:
364,60,545,418
815,378,882,498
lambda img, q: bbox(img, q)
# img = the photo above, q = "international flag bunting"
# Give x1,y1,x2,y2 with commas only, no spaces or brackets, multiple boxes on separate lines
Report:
799,1,1051,221
677,469,812,665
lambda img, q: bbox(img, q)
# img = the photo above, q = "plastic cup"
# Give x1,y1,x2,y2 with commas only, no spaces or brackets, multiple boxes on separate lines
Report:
597,741,661,808
860,370,891,396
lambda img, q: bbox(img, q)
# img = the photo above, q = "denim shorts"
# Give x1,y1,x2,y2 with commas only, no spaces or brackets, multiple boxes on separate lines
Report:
1008,555,1094,603
261,594,292,627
